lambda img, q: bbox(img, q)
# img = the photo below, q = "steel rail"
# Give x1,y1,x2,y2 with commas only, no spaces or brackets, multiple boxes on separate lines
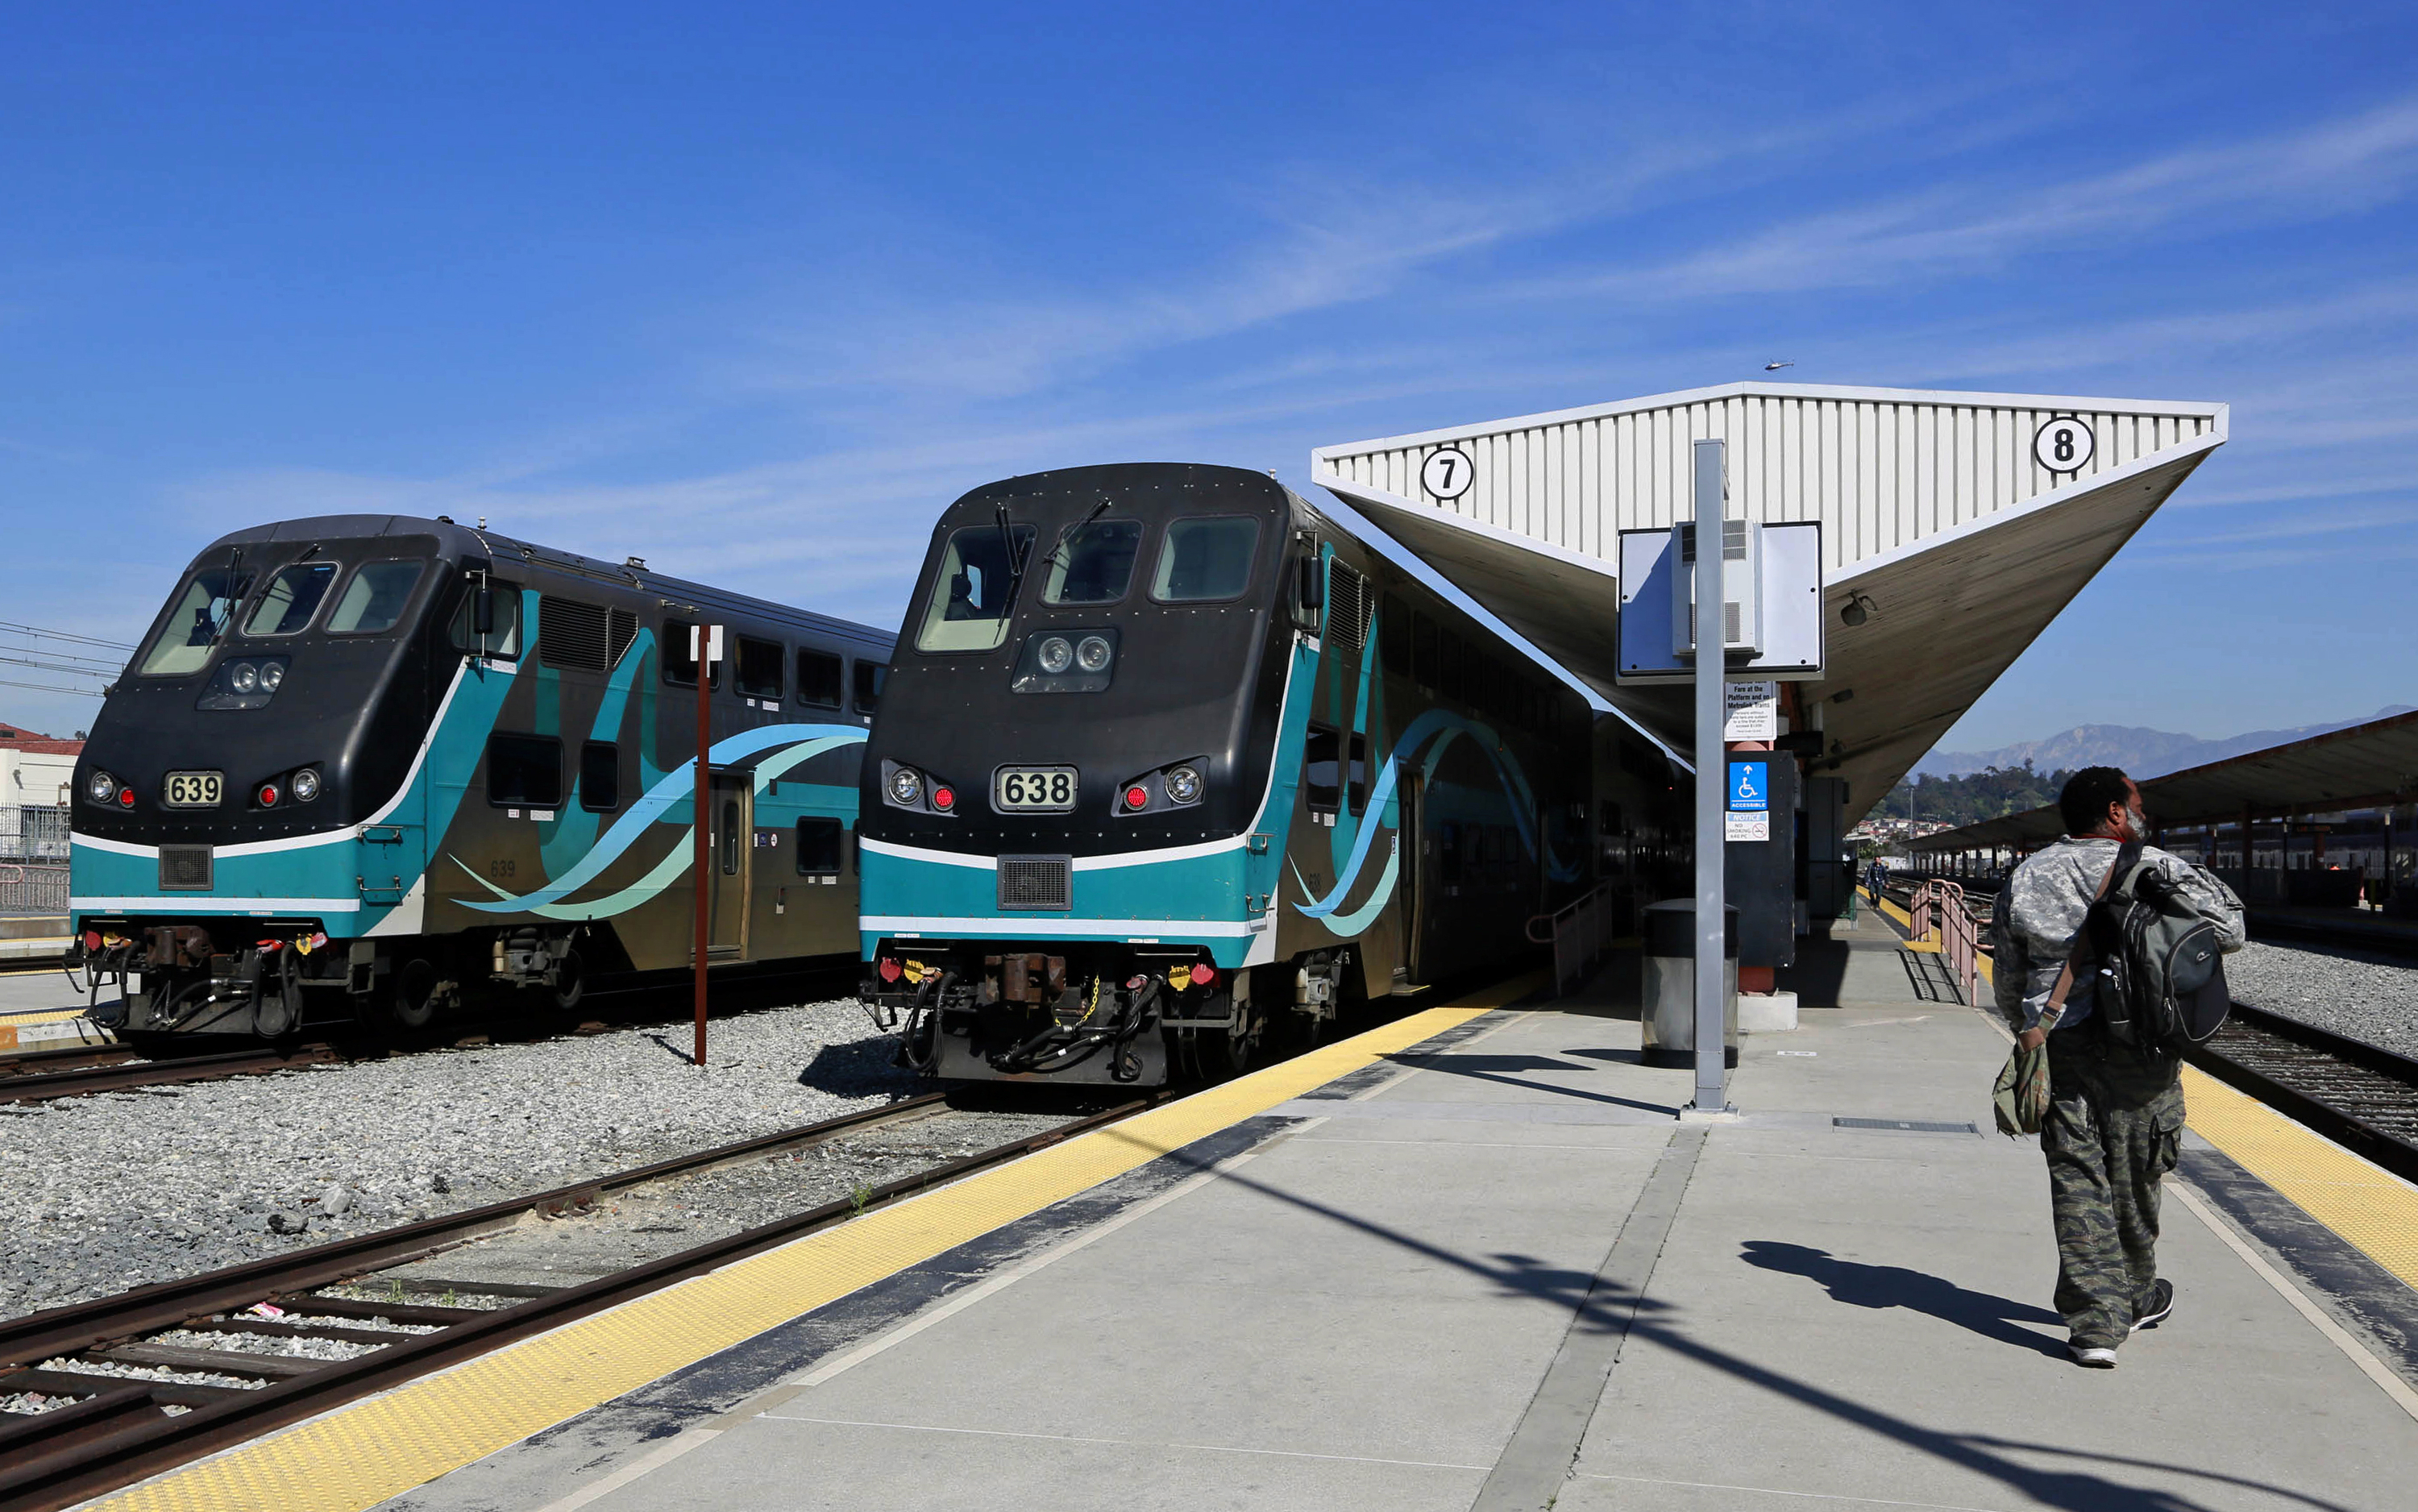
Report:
0,1089,1157,1512
0,1045,339,1103
2185,1002,2418,1186
0,1044,140,1078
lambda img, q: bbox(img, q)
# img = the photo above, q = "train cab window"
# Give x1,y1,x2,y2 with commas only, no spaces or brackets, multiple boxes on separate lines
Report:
736,637,784,700
450,579,522,660
795,817,844,875
580,741,620,812
1043,519,1144,604
1410,613,1439,689
796,649,844,708
1347,732,1370,816
854,660,887,713
1150,517,1260,603
663,618,721,688
916,524,1035,653
136,565,249,675
487,733,563,808
244,563,338,636
327,561,427,634
1304,724,1341,813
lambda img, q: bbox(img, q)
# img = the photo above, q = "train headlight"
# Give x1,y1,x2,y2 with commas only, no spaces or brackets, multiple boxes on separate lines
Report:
227,661,259,694
1036,636,1074,675
291,767,322,803
1075,635,1112,673
258,661,285,693
86,771,118,804
887,766,924,806
1164,764,1203,804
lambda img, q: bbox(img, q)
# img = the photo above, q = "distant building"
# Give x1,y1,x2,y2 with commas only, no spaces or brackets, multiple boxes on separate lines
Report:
2,721,82,809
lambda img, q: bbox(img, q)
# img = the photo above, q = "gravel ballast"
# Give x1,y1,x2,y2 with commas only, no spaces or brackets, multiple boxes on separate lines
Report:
0,999,919,1319
2221,938,2418,1054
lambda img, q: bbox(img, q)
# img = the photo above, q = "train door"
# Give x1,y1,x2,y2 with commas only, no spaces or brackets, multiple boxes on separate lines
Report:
709,775,750,957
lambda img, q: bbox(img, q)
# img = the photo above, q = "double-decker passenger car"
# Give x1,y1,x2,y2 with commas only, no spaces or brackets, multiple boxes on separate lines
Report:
69,515,890,1041
856,463,1681,1084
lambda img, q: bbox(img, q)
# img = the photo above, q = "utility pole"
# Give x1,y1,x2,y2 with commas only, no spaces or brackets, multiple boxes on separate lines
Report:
1690,439,1729,1118
692,622,720,1067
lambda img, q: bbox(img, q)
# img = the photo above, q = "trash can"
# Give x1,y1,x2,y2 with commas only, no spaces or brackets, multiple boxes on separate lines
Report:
1641,899,1739,1069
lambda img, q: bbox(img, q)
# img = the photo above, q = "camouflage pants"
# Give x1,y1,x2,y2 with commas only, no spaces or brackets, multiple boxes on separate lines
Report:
2042,1030,2185,1348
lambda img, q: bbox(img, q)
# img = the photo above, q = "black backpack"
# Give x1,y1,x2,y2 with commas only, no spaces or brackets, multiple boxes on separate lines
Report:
2082,841,2231,1055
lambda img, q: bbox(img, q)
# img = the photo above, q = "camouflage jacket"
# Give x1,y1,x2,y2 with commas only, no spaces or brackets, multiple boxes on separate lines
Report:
1989,837,2246,1032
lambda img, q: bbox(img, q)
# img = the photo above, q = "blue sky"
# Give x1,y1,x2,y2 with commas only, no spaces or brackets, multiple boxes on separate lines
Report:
6,3,2416,750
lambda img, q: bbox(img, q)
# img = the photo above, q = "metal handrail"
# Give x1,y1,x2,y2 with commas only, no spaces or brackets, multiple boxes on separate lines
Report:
1529,882,1619,998
1907,877,1980,1006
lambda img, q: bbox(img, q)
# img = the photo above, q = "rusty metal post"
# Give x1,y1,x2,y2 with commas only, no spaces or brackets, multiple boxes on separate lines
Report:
693,624,714,1067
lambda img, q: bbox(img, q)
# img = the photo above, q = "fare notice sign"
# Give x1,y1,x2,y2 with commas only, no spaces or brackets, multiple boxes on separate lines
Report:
1726,758,1770,842
1724,679,1778,741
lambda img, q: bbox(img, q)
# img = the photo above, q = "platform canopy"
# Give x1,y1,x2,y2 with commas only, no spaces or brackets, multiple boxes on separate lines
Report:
1311,382,2227,817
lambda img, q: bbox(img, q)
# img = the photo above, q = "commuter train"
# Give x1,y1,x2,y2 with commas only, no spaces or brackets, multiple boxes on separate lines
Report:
856,462,1684,1085
67,515,891,1041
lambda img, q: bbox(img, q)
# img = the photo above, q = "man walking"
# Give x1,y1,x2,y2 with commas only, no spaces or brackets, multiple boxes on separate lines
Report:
1991,767,2244,1367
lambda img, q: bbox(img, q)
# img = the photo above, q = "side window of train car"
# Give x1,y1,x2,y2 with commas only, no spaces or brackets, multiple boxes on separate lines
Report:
796,648,844,709
854,660,887,713
1438,629,1467,703
327,560,428,634
663,617,721,688
450,579,522,660
1042,518,1144,604
580,741,620,812
1379,594,1410,676
1303,724,1341,814
737,636,784,700
795,817,844,876
916,524,1034,652
1151,517,1261,603
1347,733,1370,816
487,733,563,808
1410,612,1439,689
244,562,338,636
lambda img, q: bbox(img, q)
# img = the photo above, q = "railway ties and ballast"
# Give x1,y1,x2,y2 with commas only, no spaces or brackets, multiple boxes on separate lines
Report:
0,1090,1156,1512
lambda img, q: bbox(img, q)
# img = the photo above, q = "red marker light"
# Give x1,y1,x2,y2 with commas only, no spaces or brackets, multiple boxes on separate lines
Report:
932,786,955,812
258,783,280,807
116,788,135,808
1124,785,1149,810
1192,963,1216,987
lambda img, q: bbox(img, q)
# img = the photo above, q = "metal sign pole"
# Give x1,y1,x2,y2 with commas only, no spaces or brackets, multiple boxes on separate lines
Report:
1692,439,1729,1115
692,623,717,1068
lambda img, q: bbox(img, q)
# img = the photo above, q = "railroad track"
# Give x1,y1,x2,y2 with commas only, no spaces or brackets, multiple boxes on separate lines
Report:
0,1045,339,1103
2187,1003,2418,1186
0,1043,140,1080
0,1086,1161,1512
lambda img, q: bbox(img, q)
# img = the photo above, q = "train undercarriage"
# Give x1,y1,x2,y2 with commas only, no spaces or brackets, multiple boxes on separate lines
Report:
860,945,1356,1086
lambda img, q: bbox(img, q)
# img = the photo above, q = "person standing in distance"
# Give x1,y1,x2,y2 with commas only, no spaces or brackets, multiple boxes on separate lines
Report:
1991,766,2244,1367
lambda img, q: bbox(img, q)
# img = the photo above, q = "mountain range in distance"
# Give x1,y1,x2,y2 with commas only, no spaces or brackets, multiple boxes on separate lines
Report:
1911,706,2417,782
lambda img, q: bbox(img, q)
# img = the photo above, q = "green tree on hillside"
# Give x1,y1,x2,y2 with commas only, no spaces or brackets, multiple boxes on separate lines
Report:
1883,762,2071,829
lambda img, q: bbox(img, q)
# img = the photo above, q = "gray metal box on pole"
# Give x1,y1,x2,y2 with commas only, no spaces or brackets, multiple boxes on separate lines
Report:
1690,439,1729,1116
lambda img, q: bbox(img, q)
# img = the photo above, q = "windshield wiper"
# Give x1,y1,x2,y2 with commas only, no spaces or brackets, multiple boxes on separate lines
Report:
995,502,1032,588
1038,500,1111,579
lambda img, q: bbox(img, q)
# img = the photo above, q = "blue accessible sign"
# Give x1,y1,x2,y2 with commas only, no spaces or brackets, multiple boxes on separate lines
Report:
1728,760,1768,812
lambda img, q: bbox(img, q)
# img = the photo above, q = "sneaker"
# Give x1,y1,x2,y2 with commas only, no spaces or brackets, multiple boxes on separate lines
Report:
2132,1279,2175,1332
2070,1344,2119,1369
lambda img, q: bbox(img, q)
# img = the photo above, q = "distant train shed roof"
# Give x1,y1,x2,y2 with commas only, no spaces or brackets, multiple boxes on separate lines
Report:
1912,708,2418,854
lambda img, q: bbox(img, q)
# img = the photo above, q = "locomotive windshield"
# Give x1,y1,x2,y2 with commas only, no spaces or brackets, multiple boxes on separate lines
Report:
243,563,339,635
326,560,426,633
1150,516,1259,602
1041,519,1142,604
135,563,249,675
916,522,1035,652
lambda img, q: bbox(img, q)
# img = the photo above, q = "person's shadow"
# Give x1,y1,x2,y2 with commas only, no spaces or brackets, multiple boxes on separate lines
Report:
1743,1240,2066,1358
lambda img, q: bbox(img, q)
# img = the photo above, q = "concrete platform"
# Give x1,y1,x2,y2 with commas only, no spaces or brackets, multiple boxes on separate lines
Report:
102,916,2418,1512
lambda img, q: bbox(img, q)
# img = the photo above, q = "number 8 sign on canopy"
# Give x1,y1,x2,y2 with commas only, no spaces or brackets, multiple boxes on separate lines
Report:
2032,416,2096,475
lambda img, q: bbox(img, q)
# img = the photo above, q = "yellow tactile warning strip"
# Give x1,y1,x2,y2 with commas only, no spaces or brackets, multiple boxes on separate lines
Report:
0,1008,92,1024
2175,1063,2418,1290
96,983,1527,1512
1971,947,2418,1290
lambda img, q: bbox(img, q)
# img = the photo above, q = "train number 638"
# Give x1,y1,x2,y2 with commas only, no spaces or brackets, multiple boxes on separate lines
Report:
993,766,1078,812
